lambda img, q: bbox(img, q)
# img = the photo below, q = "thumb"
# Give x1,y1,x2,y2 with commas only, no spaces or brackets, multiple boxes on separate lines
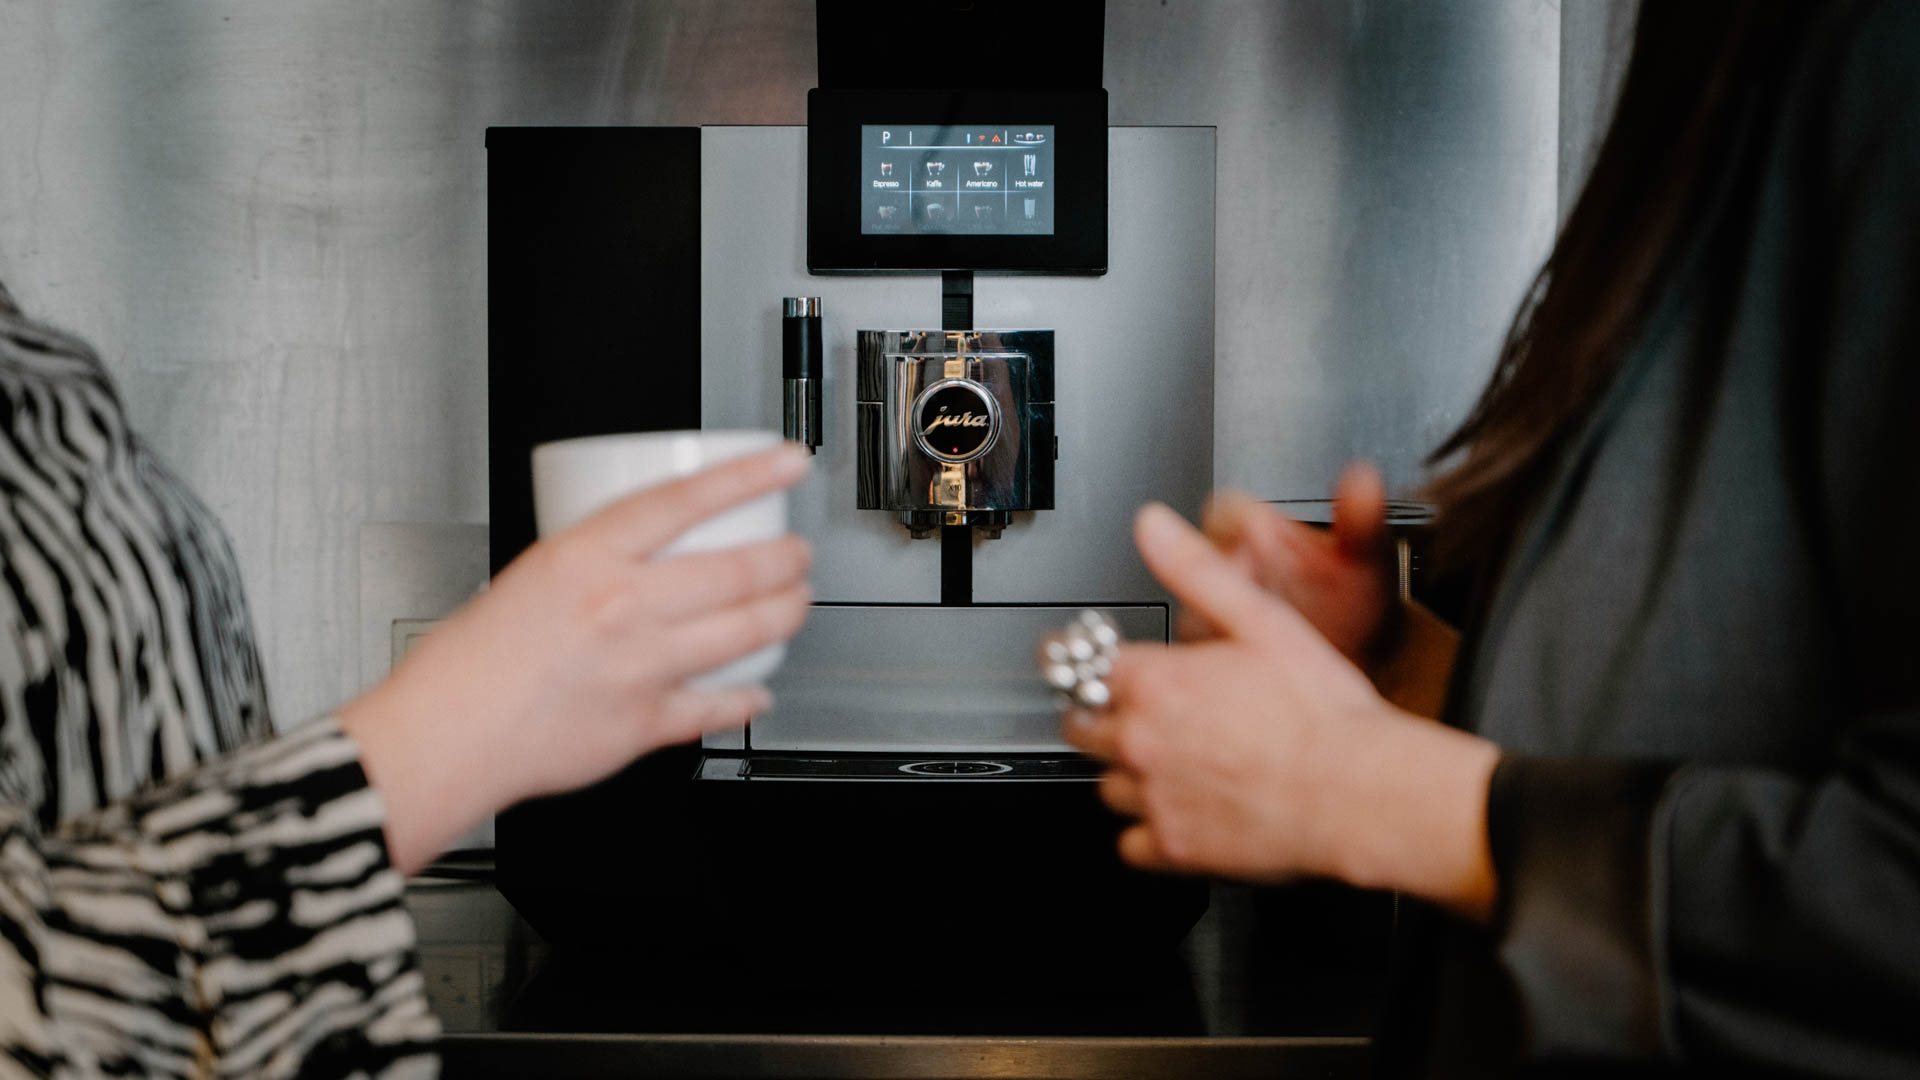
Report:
655,685,772,745
1331,461,1388,561
1136,502,1297,642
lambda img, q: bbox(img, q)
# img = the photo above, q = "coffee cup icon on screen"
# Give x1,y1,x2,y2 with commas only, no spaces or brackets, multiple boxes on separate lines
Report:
973,161,993,177
925,161,946,177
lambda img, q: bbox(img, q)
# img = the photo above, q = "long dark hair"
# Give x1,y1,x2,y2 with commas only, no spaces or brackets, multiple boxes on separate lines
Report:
1422,1,1808,573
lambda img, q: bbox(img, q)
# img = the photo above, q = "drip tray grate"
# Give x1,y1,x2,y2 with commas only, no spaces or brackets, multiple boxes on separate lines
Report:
722,755,1103,781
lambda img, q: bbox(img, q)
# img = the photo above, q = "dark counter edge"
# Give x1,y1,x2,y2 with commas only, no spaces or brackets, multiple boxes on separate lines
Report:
439,1033,1371,1079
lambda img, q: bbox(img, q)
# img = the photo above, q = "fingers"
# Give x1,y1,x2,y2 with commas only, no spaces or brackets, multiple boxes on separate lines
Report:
1331,461,1388,560
1061,640,1166,759
1202,490,1308,568
1090,767,1170,871
654,684,773,745
1099,769,1145,816
1199,489,1271,551
1061,706,1121,760
1173,607,1217,642
1118,824,1175,872
662,581,812,680
1099,641,1165,704
583,444,810,558
1135,502,1290,641
646,535,813,621
1185,494,1274,640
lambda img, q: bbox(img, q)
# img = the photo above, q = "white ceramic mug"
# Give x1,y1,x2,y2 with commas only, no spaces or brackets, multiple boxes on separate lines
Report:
531,429,790,688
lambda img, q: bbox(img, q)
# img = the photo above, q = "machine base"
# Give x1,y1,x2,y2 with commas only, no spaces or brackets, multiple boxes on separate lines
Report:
499,745,1207,964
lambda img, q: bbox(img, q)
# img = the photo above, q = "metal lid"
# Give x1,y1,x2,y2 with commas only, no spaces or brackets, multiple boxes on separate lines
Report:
783,297,822,318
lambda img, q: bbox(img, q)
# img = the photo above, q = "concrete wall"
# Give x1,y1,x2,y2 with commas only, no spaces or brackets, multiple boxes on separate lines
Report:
0,0,1597,728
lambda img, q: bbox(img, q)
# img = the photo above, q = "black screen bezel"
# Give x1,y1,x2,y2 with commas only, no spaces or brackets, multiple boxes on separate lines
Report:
808,88,1107,274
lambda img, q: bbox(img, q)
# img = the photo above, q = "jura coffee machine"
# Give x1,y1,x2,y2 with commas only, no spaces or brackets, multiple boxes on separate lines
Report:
692,90,1212,769
490,3,1217,1024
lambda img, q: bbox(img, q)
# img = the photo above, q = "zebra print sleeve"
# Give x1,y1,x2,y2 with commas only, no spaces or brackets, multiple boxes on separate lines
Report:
0,716,439,1079
0,292,275,829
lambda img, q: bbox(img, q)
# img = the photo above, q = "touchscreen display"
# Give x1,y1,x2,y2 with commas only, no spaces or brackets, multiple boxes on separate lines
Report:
860,124,1054,236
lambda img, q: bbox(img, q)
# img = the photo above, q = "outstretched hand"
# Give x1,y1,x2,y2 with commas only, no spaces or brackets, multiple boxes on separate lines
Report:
343,444,814,875
1064,502,1499,919
1181,463,1395,664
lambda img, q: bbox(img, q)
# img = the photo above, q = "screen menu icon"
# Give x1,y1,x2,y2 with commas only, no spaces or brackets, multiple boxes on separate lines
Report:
861,124,1054,237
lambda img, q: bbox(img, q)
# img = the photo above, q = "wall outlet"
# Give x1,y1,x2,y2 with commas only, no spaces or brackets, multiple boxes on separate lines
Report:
359,523,492,848
390,617,443,669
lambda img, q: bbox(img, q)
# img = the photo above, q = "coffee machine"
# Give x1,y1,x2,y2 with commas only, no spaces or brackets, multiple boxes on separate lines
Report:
694,92,1213,770
490,2,1217,1029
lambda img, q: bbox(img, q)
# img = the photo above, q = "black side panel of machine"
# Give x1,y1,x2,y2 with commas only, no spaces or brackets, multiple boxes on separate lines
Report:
486,127,702,578
487,127,705,941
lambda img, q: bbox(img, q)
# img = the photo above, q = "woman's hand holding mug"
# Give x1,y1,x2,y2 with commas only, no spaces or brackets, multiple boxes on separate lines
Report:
342,441,813,875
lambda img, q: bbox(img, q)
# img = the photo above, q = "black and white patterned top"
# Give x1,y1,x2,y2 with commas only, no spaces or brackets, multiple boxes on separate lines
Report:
0,280,439,1077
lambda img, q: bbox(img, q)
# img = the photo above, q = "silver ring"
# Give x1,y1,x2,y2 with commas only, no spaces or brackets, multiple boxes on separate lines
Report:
1038,610,1122,711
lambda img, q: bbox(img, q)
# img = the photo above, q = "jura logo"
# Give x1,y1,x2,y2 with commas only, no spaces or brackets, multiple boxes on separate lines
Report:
922,411,990,434
911,380,1000,464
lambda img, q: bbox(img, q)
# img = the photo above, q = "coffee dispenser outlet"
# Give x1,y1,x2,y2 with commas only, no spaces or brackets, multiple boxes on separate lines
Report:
855,329,1054,538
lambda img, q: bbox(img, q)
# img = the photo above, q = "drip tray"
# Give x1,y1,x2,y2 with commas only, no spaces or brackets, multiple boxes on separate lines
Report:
703,755,1103,781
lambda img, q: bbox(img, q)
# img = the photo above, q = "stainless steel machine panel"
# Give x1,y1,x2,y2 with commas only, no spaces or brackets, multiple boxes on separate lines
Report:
746,605,1166,754
700,126,1215,606
704,127,940,603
